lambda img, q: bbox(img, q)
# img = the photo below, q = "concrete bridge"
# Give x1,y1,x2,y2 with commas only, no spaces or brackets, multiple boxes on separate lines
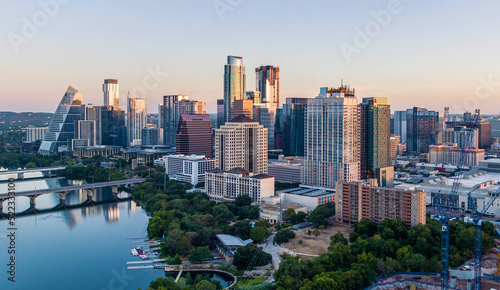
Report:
0,166,66,180
0,178,145,215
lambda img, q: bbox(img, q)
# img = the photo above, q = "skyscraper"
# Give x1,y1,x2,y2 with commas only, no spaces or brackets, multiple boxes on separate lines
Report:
127,94,147,146
162,94,189,146
215,115,268,174
223,56,246,123
304,86,360,188
255,65,279,111
101,106,127,147
176,114,214,158
359,97,391,180
394,111,407,143
255,65,279,149
253,104,275,149
217,99,224,128
282,98,308,156
39,86,84,155
179,100,206,115
103,79,119,108
232,99,253,120
141,127,163,146
406,107,440,153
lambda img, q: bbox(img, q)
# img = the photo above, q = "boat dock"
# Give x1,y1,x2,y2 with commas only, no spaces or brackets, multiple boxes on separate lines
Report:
126,259,167,264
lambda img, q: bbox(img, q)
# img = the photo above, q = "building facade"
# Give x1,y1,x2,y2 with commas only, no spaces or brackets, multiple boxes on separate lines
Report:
127,94,147,146
224,56,246,123
103,79,119,108
268,159,304,184
214,115,268,174
205,168,274,203
141,127,163,146
282,98,307,156
163,154,216,185
406,107,441,153
360,97,391,180
162,94,189,147
176,114,214,158
335,180,426,227
217,99,224,128
304,86,360,188
24,126,48,142
394,111,407,143
39,86,84,155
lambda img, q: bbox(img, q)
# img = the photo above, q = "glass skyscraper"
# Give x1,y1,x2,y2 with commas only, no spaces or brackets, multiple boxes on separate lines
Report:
127,94,147,146
359,97,391,180
282,98,308,156
39,86,84,155
223,56,246,123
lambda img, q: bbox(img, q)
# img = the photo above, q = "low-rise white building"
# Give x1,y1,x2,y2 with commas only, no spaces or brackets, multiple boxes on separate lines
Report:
205,168,275,203
258,196,308,224
157,154,215,185
24,126,48,142
278,185,335,212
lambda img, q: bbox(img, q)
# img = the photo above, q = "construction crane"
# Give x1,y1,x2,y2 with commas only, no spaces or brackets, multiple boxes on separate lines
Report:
467,189,499,289
433,110,479,289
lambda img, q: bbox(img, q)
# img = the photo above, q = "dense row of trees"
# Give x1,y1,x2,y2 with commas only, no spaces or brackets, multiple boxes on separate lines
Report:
134,170,271,272
0,151,62,169
144,275,221,290
65,165,127,183
274,217,495,289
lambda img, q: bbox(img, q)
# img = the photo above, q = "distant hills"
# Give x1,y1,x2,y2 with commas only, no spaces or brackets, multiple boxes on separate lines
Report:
0,111,52,131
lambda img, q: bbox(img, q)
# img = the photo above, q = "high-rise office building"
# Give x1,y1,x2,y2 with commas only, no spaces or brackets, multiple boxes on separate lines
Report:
304,86,359,188
103,79,119,108
127,94,147,146
232,99,254,120
217,99,224,128
176,114,214,158
101,106,127,147
75,120,96,147
158,104,164,129
255,65,279,149
406,107,440,153
141,127,163,146
162,94,189,146
253,104,275,149
255,65,279,110
179,100,206,115
246,91,261,104
215,115,268,174
394,111,407,143
224,56,246,123
39,86,84,155
282,98,308,156
359,97,391,180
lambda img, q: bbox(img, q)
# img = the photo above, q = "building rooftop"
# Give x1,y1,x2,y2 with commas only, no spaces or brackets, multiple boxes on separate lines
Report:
229,115,255,123
280,186,335,197
216,234,249,247
180,114,210,121
227,167,251,174
250,174,274,179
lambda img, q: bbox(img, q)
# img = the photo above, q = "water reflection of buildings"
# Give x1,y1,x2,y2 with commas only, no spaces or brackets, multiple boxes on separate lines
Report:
103,204,120,223
128,200,139,214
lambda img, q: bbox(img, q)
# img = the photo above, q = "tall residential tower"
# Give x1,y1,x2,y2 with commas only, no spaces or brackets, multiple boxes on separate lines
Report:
127,94,147,146
103,79,119,108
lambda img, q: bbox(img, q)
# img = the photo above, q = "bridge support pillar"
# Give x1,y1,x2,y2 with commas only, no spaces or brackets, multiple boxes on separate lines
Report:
29,196,36,210
111,186,119,198
85,189,94,202
18,172,24,180
58,191,70,206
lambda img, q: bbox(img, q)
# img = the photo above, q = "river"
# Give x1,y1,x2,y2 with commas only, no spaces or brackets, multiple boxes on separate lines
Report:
0,174,169,290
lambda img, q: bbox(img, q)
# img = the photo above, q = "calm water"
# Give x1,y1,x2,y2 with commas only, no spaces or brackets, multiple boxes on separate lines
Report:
0,175,166,290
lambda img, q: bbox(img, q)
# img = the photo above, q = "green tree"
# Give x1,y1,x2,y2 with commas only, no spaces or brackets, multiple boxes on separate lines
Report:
330,231,348,246
312,229,320,239
212,204,235,225
172,254,182,265
148,276,181,290
25,162,36,168
306,203,335,226
233,244,272,270
227,220,252,240
250,226,267,243
275,229,295,244
255,219,272,228
235,194,253,207
283,208,296,221
188,246,213,264
194,279,217,290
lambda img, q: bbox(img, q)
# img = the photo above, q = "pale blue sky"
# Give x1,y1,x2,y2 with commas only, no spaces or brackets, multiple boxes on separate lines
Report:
1,0,500,114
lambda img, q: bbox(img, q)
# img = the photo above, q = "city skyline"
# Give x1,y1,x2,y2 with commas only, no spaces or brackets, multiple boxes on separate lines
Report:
3,1,500,114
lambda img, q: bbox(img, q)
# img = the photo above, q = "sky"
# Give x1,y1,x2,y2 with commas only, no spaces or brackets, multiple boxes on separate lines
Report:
1,0,500,114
